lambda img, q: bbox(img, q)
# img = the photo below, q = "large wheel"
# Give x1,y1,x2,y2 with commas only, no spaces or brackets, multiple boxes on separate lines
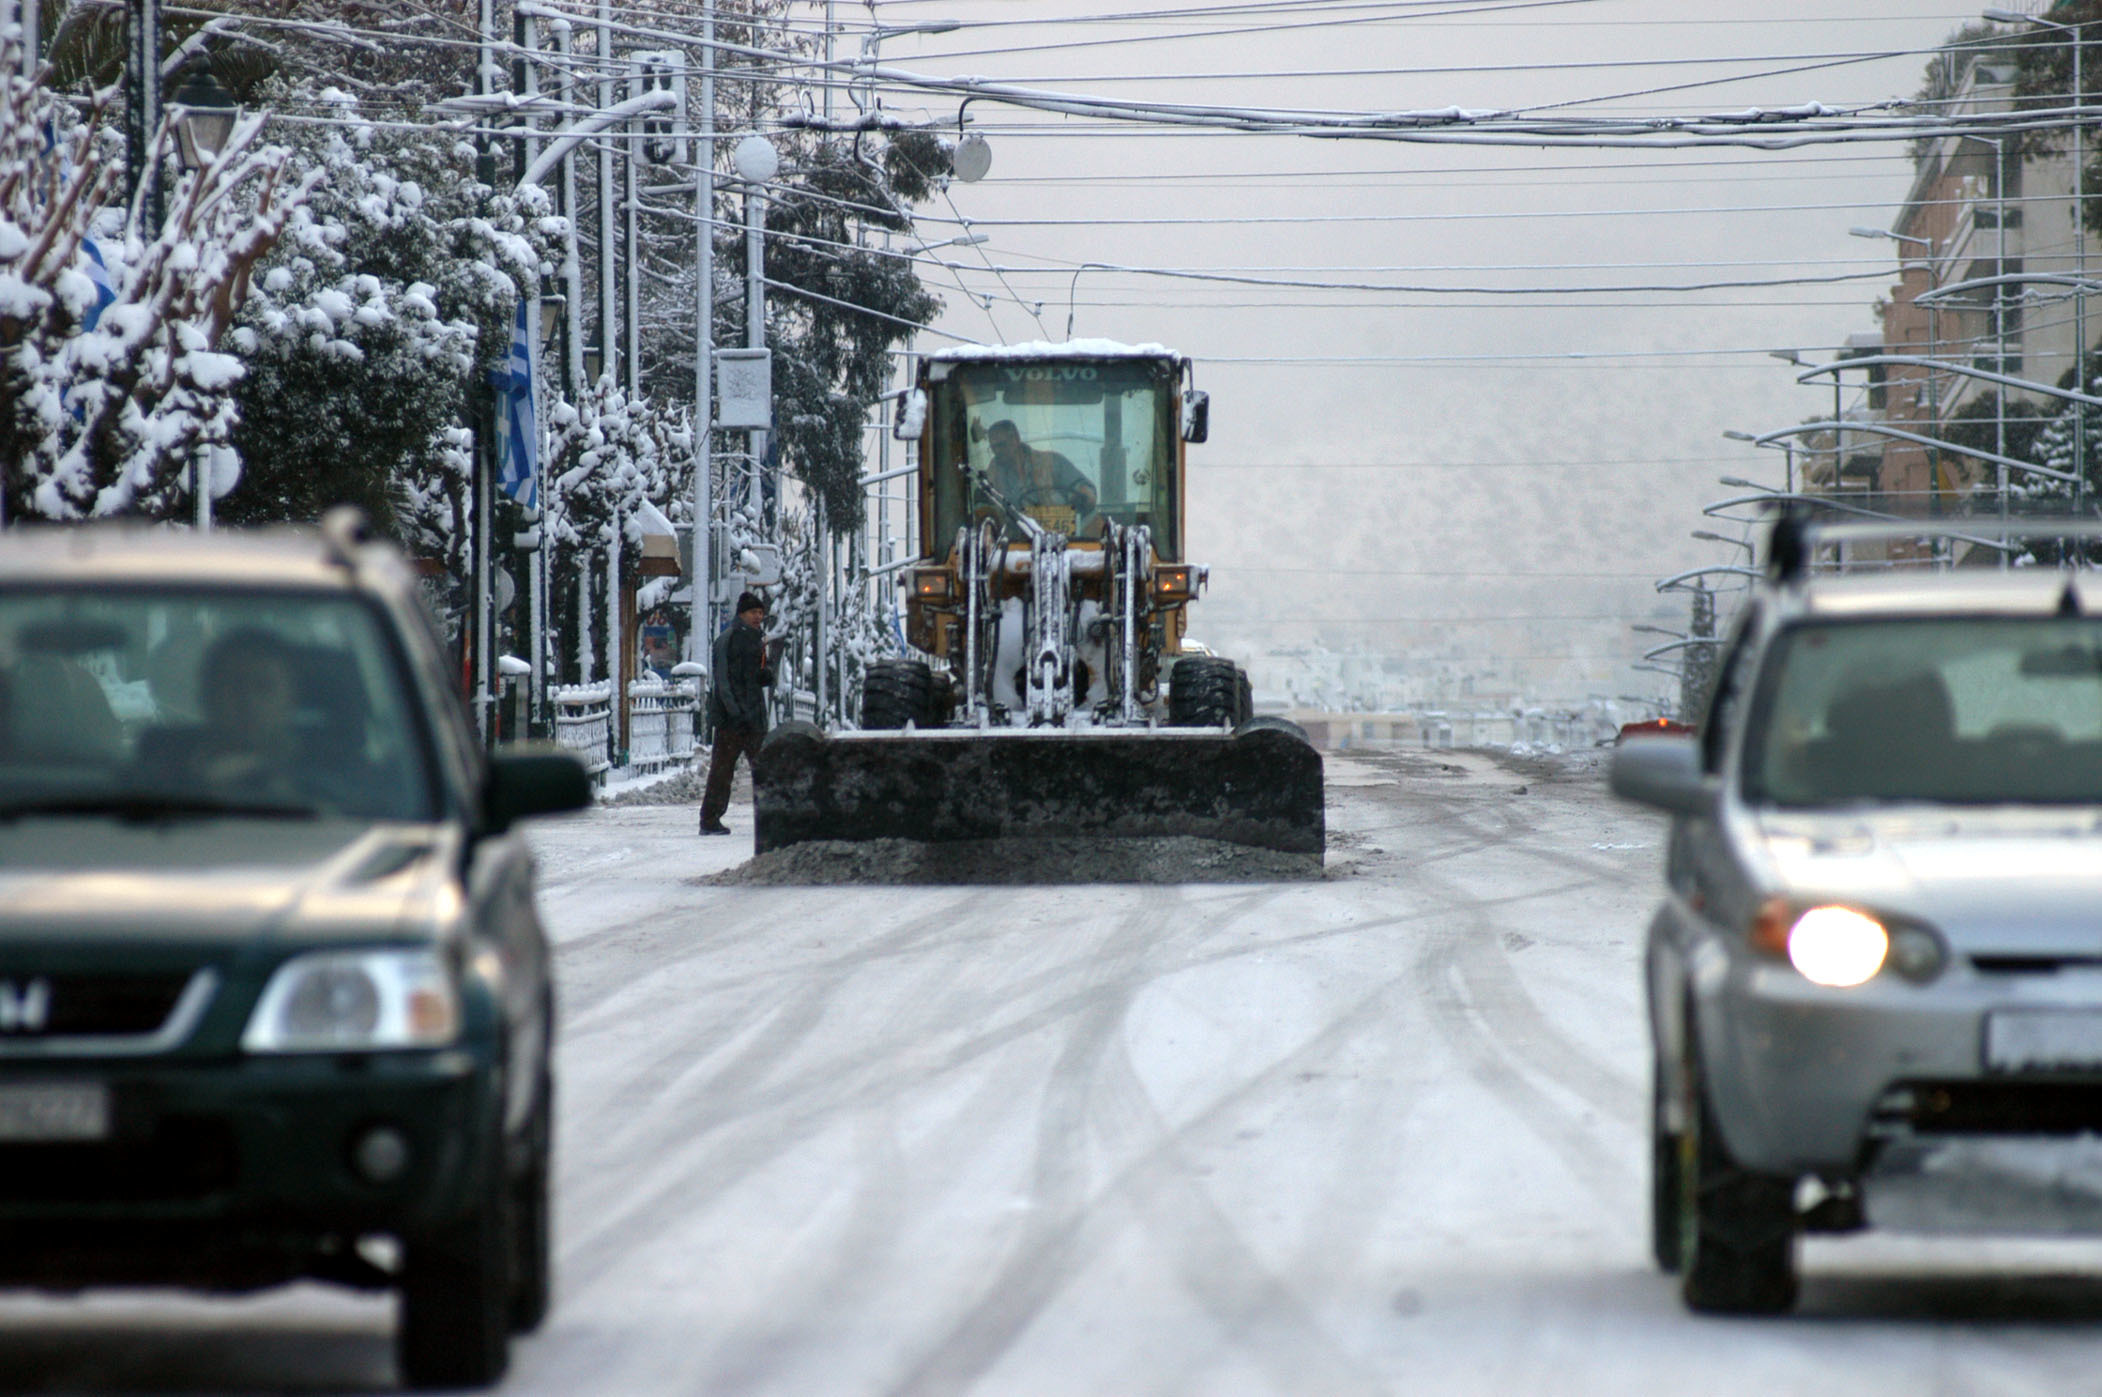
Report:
1170,656,1244,727
1651,1064,1684,1274
398,1136,515,1389
1678,1042,1798,1315
509,1067,554,1334
861,659,937,730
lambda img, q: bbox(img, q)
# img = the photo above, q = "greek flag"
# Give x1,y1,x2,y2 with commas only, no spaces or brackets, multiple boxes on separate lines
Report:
492,300,538,509
80,239,117,332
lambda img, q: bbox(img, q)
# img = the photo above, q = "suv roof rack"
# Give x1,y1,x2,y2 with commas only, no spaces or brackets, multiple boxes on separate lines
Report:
1764,511,2102,583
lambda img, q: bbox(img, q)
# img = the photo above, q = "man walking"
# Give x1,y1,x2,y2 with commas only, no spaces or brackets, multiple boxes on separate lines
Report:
699,591,775,835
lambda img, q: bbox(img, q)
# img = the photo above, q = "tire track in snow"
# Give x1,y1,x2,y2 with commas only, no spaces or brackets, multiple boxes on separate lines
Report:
557,884,1292,1309
886,905,1417,1397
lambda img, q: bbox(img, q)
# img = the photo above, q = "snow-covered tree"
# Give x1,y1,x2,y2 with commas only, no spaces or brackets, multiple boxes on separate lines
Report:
222,94,560,574
0,47,317,520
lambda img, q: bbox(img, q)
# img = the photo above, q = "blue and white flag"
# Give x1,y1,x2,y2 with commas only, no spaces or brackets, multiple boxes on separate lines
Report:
492,299,538,510
80,238,118,332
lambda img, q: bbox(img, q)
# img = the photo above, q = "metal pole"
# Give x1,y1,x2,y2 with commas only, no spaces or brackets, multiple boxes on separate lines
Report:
1996,134,2010,553
521,9,547,718
555,24,583,399
746,179,766,522
815,494,828,724
20,0,37,79
127,0,162,228
624,127,639,398
2076,24,2087,514
822,0,834,127
597,0,616,388
472,0,496,742
693,8,715,663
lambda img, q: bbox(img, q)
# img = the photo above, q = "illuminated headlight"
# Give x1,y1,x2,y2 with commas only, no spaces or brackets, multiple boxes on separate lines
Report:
911,568,955,603
242,949,460,1053
1785,906,1889,988
1151,565,1198,604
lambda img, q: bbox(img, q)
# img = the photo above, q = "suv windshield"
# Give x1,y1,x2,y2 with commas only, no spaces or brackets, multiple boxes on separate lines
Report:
929,358,1180,555
1742,617,2102,806
0,587,438,822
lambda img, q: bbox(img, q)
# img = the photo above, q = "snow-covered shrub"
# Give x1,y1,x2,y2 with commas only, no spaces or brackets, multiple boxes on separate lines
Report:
0,43,317,521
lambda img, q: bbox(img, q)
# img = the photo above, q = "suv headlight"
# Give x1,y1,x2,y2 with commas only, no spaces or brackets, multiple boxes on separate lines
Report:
1749,898,1945,988
242,948,460,1053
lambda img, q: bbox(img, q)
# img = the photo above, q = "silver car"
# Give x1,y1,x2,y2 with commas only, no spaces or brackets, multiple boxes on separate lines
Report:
1615,532,2102,1314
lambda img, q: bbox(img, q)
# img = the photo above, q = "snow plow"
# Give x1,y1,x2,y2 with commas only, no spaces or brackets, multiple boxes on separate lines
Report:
754,341,1324,861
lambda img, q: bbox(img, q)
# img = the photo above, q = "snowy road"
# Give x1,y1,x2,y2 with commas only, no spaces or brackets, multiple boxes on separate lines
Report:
9,749,2102,1393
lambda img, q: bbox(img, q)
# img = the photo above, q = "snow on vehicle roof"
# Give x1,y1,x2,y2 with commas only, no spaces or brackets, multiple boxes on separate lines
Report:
928,338,1181,363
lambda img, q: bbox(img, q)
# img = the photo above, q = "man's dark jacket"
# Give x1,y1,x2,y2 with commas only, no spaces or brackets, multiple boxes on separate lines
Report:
709,618,772,734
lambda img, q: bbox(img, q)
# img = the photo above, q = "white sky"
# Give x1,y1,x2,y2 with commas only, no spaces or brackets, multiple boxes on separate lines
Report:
834,1,2006,709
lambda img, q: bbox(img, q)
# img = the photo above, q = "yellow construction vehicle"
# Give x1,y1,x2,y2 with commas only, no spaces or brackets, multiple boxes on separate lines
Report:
755,341,1324,859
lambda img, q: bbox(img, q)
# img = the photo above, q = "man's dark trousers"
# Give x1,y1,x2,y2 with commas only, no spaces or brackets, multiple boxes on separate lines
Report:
701,724,763,829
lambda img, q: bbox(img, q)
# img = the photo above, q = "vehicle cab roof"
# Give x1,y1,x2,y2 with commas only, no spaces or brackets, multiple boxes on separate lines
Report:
926,338,1183,364
1769,569,2102,623
0,522,413,596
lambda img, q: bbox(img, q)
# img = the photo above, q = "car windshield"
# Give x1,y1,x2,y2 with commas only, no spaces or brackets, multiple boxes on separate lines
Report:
1741,616,2102,806
0,586,439,822
929,358,1180,555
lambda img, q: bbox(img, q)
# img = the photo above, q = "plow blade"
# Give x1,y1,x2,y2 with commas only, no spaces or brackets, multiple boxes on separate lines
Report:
754,718,1324,857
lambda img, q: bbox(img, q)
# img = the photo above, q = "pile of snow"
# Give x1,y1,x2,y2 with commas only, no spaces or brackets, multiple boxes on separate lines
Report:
705,836,1322,886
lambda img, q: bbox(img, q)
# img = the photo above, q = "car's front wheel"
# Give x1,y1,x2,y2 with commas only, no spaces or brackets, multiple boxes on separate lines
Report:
1679,1042,1799,1315
510,1067,554,1334
398,1138,515,1389
1650,1064,1683,1274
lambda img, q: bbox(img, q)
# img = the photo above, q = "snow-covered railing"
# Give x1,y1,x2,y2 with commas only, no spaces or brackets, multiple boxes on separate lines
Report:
626,678,698,774
552,682,614,785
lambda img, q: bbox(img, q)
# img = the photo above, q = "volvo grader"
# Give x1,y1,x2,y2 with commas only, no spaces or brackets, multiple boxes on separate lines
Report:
754,341,1324,860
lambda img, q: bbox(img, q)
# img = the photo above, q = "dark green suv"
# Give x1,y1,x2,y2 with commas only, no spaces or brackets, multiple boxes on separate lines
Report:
0,513,588,1388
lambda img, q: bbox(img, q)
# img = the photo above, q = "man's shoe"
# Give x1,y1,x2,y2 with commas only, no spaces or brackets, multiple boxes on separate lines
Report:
699,821,732,836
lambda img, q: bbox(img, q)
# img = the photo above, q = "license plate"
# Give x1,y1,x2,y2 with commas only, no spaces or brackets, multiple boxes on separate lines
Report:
1986,1010,2102,1073
0,1083,111,1142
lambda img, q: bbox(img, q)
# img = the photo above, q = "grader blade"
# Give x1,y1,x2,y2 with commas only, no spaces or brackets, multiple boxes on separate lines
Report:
753,718,1324,858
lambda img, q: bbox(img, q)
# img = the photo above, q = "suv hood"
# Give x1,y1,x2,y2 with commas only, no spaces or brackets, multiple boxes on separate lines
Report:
1752,807,2102,955
0,821,456,960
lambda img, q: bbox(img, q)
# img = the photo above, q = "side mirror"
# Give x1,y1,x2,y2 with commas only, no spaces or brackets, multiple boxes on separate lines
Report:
483,746,592,833
1609,735,1714,816
1181,389,1209,444
893,389,927,442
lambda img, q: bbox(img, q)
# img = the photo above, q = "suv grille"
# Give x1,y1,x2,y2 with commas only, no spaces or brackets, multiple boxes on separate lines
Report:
0,970,206,1046
1880,1080,2102,1134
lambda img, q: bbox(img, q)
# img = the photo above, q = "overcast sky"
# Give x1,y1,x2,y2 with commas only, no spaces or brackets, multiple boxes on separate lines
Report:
837,1,2001,709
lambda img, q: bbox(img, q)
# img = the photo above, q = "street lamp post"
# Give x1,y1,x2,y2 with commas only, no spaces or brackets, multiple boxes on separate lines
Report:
167,72,239,532
1723,428,1795,494
1989,8,2087,512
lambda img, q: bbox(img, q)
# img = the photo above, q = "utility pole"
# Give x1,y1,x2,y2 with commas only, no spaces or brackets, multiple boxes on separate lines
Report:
125,0,162,227
471,0,498,743
518,6,546,727
556,20,584,399
596,0,616,392
693,5,716,665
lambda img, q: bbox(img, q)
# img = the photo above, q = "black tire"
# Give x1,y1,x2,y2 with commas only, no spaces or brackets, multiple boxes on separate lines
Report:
1235,669,1254,725
1679,1045,1798,1315
1651,1063,1684,1274
509,1068,554,1334
1170,657,1243,727
861,659,937,730
398,1138,515,1389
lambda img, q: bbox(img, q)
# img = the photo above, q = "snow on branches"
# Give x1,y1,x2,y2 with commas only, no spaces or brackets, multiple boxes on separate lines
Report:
0,42,319,521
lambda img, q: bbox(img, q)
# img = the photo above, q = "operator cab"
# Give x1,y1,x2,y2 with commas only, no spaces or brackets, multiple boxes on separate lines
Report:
919,347,1199,558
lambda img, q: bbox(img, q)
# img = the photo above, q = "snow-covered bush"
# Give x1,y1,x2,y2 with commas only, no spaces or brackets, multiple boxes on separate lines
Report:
0,44,317,521
224,94,560,573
